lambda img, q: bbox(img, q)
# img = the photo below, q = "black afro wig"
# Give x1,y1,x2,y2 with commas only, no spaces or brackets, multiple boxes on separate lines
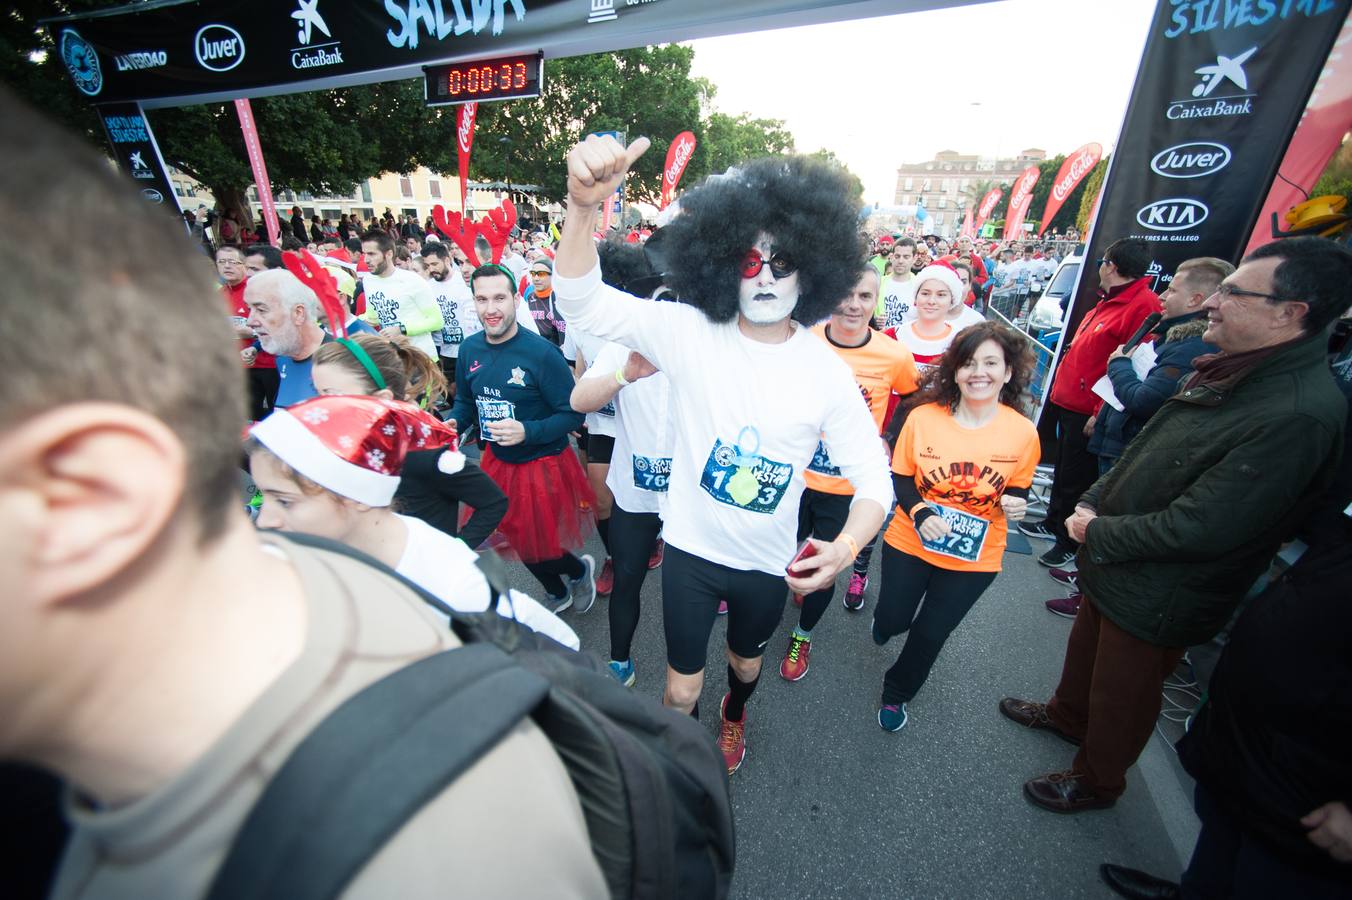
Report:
658,154,866,325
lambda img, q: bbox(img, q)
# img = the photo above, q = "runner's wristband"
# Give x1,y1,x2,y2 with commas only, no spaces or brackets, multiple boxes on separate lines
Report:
614,368,631,386
910,504,937,528
836,533,860,561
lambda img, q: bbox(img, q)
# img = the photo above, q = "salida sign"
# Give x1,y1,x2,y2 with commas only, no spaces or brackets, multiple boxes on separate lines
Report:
1062,0,1349,345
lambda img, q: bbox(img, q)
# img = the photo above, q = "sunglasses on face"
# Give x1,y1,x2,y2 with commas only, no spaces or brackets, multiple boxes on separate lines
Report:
740,250,797,280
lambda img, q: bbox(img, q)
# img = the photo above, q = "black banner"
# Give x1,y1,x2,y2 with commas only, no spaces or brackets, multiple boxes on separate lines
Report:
1059,0,1350,348
45,0,971,108
96,102,184,217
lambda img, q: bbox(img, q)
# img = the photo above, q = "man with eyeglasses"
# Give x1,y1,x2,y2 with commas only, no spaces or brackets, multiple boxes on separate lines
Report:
1019,238,1160,569
1001,236,1352,817
554,136,891,775
218,244,279,420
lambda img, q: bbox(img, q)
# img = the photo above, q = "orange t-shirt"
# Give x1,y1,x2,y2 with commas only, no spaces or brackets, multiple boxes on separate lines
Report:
804,324,920,495
884,402,1040,571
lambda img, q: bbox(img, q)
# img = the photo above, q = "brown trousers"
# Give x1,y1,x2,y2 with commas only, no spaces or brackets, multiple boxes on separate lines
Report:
1046,593,1186,798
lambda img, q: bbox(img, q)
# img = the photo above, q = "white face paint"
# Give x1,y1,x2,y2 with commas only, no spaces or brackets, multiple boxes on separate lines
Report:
738,232,800,325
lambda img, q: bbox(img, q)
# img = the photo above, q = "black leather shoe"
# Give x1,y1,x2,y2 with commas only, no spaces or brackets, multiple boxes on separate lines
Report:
1100,863,1180,899
1023,771,1115,813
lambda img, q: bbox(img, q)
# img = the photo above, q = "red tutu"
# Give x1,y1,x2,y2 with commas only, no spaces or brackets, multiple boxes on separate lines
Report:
466,444,596,563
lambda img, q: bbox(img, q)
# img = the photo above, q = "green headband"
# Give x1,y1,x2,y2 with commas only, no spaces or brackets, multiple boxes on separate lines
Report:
335,337,387,391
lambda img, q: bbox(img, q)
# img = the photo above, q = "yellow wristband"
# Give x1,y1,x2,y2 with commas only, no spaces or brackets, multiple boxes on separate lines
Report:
614,368,630,386
836,533,860,561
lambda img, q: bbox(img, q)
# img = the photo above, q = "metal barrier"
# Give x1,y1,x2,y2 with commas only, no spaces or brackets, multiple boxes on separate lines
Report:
983,286,1061,421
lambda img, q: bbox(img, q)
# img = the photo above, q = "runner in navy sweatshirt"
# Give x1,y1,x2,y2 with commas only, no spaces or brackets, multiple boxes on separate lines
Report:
450,264,597,611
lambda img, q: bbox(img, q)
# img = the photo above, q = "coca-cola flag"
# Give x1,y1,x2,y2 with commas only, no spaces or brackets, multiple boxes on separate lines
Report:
973,188,1003,232
456,102,477,216
660,130,697,209
959,206,975,239
234,98,279,244
1038,143,1102,236
1002,165,1041,239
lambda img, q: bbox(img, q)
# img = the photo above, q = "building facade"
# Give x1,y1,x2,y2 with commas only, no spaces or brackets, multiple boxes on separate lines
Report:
891,148,1047,237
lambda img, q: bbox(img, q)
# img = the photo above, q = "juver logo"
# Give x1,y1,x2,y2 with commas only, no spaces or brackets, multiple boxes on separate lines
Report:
1150,142,1231,179
195,24,246,72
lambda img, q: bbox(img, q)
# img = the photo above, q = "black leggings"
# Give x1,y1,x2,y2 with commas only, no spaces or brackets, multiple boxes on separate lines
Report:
875,544,997,705
607,504,663,661
795,488,852,632
524,552,585,599
661,545,787,675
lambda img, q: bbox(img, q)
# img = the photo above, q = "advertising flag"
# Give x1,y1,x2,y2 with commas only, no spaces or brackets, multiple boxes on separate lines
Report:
660,130,697,209
973,188,1003,232
959,206,975,238
234,98,278,243
1038,142,1102,236
456,102,477,215
1002,165,1041,239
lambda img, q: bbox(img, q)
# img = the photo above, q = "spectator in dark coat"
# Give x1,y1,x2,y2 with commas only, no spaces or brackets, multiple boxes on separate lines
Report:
289,205,306,242
1089,257,1232,469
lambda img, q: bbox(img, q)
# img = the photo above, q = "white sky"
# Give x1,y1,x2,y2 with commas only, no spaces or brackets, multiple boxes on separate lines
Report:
687,0,1157,206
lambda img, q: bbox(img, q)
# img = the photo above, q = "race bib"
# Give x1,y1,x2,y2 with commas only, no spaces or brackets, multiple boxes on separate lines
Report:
699,427,794,515
806,439,842,477
920,504,990,563
475,397,516,441
631,454,671,493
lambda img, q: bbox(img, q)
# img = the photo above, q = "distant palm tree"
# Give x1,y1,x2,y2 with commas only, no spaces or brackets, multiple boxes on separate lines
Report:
960,176,1005,214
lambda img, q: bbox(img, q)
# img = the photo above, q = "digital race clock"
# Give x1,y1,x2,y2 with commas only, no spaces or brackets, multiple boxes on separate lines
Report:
424,52,544,106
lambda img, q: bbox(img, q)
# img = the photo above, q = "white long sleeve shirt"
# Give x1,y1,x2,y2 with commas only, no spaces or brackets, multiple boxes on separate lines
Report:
555,263,891,575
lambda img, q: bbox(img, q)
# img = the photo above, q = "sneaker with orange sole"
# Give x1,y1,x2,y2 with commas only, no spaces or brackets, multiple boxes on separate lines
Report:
717,694,747,774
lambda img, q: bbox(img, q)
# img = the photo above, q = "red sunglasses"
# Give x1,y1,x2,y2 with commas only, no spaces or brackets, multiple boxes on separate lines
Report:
740,250,797,280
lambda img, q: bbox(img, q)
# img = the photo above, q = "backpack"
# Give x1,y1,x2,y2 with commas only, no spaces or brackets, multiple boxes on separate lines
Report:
207,534,735,900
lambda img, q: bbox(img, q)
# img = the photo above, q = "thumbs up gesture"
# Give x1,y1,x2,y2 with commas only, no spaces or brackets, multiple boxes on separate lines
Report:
566,134,651,208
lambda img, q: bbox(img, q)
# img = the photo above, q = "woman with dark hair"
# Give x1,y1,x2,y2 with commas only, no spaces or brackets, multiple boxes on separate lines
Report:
871,321,1040,732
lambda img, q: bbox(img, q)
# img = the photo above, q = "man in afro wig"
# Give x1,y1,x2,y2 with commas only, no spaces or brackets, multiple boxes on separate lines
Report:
552,136,890,774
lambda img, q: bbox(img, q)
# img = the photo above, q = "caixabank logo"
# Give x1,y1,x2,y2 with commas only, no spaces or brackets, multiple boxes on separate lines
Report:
290,0,344,70
1166,46,1257,120
60,29,103,96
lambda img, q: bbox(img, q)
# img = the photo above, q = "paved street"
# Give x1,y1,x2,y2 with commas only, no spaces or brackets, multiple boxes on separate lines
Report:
506,525,1183,899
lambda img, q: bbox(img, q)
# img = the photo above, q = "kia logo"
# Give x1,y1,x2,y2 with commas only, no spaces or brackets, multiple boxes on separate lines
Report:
140,188,165,204
195,24,246,72
1136,199,1209,232
1150,142,1232,179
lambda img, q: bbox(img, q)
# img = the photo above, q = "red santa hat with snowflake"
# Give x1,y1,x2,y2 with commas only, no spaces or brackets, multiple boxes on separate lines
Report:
250,395,462,507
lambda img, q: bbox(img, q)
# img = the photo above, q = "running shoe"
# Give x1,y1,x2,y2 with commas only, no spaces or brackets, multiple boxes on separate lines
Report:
718,694,747,774
843,572,868,611
1018,520,1057,541
717,599,728,616
1048,567,1079,589
546,592,571,614
648,538,665,570
779,633,811,682
1038,544,1077,569
568,554,597,614
595,557,615,596
608,658,636,687
878,703,908,732
791,592,803,607
1045,593,1082,619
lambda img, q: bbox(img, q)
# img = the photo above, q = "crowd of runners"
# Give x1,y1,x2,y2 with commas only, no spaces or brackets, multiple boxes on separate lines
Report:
5,91,1352,899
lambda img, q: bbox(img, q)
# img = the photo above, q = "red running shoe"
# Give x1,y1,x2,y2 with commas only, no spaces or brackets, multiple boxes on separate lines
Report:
717,599,728,616
1048,567,1078,589
595,557,614,596
779,633,811,681
647,538,665,570
791,592,803,607
1045,593,1082,619
718,694,747,774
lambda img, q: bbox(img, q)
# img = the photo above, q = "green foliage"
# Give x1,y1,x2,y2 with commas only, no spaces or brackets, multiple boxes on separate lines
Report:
806,148,864,201
1026,154,1103,237
1076,156,1110,235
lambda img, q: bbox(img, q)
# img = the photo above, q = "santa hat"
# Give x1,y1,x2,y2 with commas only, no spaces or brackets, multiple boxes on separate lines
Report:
250,396,461,507
912,261,966,308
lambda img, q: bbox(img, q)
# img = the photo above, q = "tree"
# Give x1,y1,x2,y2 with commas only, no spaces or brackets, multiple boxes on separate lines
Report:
1076,155,1111,236
806,149,863,200
960,176,1009,223
1025,153,1103,237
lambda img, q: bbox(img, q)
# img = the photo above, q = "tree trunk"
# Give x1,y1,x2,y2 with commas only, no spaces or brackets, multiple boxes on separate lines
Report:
213,185,255,233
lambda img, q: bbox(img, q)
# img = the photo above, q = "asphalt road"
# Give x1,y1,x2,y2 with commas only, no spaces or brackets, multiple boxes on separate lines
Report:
500,525,1182,900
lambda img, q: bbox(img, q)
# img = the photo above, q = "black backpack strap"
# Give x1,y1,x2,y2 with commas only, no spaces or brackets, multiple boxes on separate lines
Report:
207,644,550,900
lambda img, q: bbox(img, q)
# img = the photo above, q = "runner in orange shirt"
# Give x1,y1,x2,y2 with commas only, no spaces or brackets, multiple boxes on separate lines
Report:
779,267,919,681
872,322,1040,732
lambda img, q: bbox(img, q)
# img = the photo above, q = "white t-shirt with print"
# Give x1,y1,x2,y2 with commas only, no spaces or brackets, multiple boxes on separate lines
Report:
879,275,915,330
555,264,891,575
394,514,579,650
565,326,618,438
430,272,474,358
583,340,673,515
362,268,440,359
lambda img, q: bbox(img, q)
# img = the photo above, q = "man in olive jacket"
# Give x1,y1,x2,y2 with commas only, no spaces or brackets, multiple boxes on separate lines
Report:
1000,237,1352,813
